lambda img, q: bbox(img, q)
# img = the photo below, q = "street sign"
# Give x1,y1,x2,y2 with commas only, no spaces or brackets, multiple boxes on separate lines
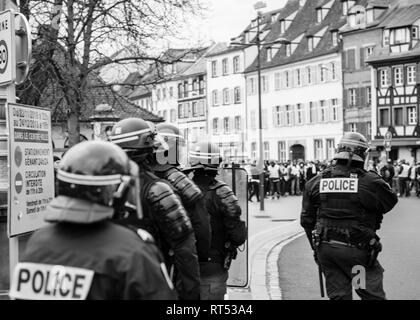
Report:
0,10,15,86
7,103,54,237
384,131,392,142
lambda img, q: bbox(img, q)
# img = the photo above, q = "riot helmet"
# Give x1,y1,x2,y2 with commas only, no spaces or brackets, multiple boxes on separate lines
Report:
334,132,370,163
56,140,141,216
156,123,186,166
188,141,222,171
109,118,167,162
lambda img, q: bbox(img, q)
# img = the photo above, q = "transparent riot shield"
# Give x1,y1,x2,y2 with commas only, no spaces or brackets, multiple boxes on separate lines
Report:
219,167,249,288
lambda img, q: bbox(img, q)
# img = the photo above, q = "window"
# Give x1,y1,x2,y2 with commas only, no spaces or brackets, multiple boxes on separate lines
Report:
320,100,327,122
192,101,198,116
199,76,205,94
197,101,205,116
332,99,339,121
247,77,256,95
331,62,337,80
163,110,167,120
295,69,301,86
314,139,324,160
213,118,219,134
310,102,317,123
285,71,290,88
380,69,389,87
366,46,374,59
162,88,166,100
407,106,417,125
332,31,338,46
223,88,230,105
183,81,188,97
319,65,326,82
349,123,357,132
251,142,257,159
296,104,304,124
317,9,323,23
178,83,184,99
212,90,219,106
390,27,410,45
235,116,242,132
367,87,372,106
274,73,281,90
412,26,419,40
250,110,256,130
280,20,286,34
308,37,314,52
326,139,335,160
394,107,403,125
262,75,269,93
233,56,240,73
169,87,174,98
286,105,293,126
157,89,161,101
379,109,390,126
307,67,312,84
222,58,229,75
278,141,287,162
264,142,270,160
274,106,282,126
170,109,176,122
407,65,416,85
234,87,241,103
349,89,356,106
285,44,291,57
394,67,403,86
211,61,218,77
223,117,230,133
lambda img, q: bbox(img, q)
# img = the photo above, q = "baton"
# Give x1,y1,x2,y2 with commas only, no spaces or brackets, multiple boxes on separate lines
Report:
318,265,325,298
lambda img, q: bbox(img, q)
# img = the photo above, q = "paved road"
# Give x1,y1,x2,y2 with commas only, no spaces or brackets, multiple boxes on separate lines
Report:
278,197,420,300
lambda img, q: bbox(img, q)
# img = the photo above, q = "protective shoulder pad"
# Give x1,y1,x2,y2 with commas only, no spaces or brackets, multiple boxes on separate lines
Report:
215,184,241,219
147,181,193,242
208,179,227,191
164,168,202,206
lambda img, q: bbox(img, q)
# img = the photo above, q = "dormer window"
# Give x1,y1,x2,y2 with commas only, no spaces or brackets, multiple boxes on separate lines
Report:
331,30,338,46
348,6,366,27
280,20,286,34
285,44,291,57
317,8,323,23
412,26,419,40
342,1,356,16
389,27,411,53
307,37,314,52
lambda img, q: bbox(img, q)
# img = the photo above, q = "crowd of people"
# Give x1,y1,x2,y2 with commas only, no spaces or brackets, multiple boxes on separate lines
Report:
235,157,420,201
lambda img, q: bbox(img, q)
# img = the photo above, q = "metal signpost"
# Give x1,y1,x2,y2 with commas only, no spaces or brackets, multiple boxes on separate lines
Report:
384,131,392,159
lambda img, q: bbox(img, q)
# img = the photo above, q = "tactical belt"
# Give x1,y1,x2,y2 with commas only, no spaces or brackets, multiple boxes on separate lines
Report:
323,239,357,248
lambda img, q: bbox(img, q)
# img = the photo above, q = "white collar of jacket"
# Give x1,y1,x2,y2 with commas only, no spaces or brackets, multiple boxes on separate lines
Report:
44,196,114,224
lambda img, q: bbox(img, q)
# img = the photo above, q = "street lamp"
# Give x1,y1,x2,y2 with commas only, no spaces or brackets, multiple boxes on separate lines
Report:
230,6,292,211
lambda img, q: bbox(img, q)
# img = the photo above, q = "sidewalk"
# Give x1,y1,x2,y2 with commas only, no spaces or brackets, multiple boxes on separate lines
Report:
228,196,304,300
277,197,420,300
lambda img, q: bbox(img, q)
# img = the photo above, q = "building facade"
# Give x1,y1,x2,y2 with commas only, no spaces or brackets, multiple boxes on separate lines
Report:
367,1,420,164
244,0,347,162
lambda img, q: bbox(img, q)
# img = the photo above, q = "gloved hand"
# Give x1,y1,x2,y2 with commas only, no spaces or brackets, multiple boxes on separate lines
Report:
313,251,319,265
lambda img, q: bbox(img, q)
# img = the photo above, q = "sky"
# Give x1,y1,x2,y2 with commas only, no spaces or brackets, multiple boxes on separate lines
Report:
175,0,288,47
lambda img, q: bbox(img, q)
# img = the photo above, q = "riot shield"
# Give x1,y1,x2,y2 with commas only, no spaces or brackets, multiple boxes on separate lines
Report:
219,167,249,288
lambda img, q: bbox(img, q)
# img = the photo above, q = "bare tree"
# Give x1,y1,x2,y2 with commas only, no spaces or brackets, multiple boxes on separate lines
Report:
17,0,205,147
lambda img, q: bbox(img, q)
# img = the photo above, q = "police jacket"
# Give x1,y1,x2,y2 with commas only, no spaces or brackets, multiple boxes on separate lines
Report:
301,163,398,246
117,166,201,301
9,196,177,300
192,173,247,264
152,164,211,262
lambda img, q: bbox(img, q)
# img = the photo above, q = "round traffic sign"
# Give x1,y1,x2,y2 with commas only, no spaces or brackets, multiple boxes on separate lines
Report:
0,39,8,74
15,172,23,194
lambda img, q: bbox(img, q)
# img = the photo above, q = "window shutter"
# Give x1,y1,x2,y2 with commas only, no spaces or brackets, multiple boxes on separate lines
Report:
229,117,234,133
342,50,348,71
348,49,356,71
280,106,286,126
343,89,348,108
373,70,378,88
360,47,365,69
272,106,277,126
312,66,318,84
230,88,235,104
305,103,311,125
360,87,366,107
416,63,420,83
356,87,362,107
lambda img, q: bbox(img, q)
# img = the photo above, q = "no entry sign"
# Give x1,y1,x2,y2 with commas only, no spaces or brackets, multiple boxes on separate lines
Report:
7,103,54,237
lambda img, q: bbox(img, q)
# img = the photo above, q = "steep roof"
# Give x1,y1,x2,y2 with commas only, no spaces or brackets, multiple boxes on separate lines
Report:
245,0,347,73
378,4,420,28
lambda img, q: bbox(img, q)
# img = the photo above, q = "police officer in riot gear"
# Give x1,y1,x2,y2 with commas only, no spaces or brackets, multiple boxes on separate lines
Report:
109,118,201,300
301,132,398,300
153,123,211,263
184,142,247,300
9,141,176,300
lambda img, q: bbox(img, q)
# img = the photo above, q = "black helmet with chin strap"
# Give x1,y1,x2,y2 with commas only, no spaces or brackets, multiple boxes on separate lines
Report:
187,141,222,172
334,132,370,163
156,123,185,166
109,118,166,162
